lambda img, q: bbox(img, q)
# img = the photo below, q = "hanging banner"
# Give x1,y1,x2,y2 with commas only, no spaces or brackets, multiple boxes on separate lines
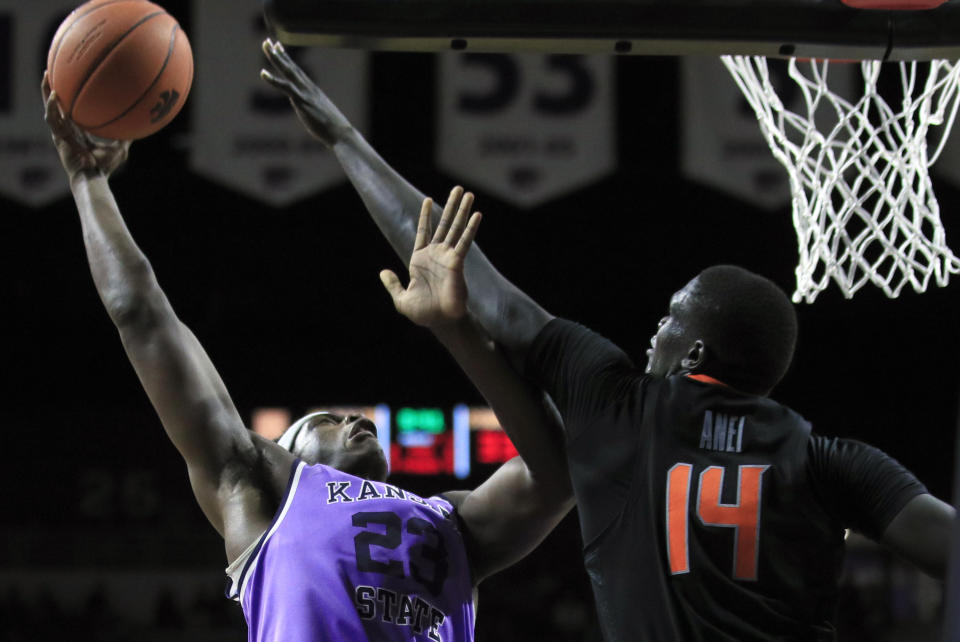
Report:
0,1,76,207
681,57,790,210
437,52,614,209
190,2,367,207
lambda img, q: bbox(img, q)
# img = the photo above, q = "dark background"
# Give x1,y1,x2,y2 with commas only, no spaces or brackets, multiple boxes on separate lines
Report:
2,1,959,640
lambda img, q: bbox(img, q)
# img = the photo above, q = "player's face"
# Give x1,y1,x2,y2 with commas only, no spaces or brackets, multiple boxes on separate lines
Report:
645,278,700,377
289,412,388,481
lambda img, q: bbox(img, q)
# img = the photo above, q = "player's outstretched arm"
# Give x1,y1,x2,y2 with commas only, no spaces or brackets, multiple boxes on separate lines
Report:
260,39,551,363
43,74,288,553
881,493,955,579
816,436,956,580
381,193,574,584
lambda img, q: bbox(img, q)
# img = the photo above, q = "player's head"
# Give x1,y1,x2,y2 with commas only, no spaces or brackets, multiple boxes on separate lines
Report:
276,411,388,481
645,265,797,395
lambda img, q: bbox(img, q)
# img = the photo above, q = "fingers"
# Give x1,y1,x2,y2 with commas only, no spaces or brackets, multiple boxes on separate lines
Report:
262,38,289,62
44,90,56,123
432,186,463,243
42,72,71,138
44,90,67,134
44,90,74,138
453,212,482,257
444,189,474,246
261,38,284,72
261,38,310,86
261,39,291,82
259,68,297,96
260,38,315,103
430,186,481,252
45,92,84,145
379,269,406,306
413,198,433,252
91,139,130,164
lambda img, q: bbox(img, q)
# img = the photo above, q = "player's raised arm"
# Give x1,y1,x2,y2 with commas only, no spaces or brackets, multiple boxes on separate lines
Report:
380,191,574,583
260,39,551,364
42,74,288,554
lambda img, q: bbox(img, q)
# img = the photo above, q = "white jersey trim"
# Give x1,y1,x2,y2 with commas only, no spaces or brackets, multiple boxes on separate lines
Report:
225,533,262,598
224,460,307,603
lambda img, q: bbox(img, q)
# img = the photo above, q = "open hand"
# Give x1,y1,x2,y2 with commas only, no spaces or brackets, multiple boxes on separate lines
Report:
42,72,130,183
380,187,482,328
259,38,352,147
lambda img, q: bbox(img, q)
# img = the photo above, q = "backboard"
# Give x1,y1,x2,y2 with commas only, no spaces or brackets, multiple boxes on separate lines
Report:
264,0,960,60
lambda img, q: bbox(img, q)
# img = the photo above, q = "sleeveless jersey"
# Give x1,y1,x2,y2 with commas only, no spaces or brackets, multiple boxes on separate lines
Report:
527,318,926,642
225,461,475,642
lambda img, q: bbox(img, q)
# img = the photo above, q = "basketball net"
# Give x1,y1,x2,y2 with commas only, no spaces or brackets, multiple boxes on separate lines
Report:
722,56,960,302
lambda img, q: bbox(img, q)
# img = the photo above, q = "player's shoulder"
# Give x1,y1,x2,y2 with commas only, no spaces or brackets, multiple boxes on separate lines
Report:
803,433,908,491
438,489,469,511
428,490,472,540
218,431,299,512
806,433,891,464
533,317,634,365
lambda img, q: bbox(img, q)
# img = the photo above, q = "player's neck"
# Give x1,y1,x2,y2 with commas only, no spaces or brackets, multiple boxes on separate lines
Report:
686,373,729,387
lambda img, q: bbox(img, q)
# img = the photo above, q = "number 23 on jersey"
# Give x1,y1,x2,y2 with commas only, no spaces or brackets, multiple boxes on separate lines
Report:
666,463,770,581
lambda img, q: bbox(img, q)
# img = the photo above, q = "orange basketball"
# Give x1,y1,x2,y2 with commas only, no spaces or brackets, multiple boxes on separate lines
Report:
47,0,193,140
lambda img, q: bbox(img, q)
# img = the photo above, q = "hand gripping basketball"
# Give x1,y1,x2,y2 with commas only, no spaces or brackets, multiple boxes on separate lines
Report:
43,72,130,182
380,187,483,329
259,38,354,147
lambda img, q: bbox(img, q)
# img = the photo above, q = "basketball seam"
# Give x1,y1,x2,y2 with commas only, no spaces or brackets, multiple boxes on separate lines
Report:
49,0,140,79
87,23,181,132
68,9,166,119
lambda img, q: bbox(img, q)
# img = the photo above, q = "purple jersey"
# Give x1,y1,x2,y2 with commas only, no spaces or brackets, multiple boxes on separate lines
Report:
226,461,476,642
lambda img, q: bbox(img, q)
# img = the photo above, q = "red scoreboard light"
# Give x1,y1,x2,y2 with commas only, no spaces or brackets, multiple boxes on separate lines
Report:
476,430,519,464
389,435,454,475
469,407,518,465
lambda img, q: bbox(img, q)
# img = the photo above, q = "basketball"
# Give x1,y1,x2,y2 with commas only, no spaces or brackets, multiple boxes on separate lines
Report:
47,0,193,140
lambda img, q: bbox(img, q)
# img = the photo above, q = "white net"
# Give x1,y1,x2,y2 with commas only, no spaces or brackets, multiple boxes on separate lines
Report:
722,56,960,302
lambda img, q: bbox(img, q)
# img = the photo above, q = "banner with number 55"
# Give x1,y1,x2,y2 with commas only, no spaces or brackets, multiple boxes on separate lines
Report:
437,53,615,210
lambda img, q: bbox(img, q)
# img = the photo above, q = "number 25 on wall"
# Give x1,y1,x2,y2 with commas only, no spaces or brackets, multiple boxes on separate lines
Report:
666,463,769,581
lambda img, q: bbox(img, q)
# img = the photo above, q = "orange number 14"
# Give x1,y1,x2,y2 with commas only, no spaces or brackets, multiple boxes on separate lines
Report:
666,463,769,581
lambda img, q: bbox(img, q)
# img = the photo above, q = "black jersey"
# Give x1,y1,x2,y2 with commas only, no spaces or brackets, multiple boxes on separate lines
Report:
526,319,927,642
